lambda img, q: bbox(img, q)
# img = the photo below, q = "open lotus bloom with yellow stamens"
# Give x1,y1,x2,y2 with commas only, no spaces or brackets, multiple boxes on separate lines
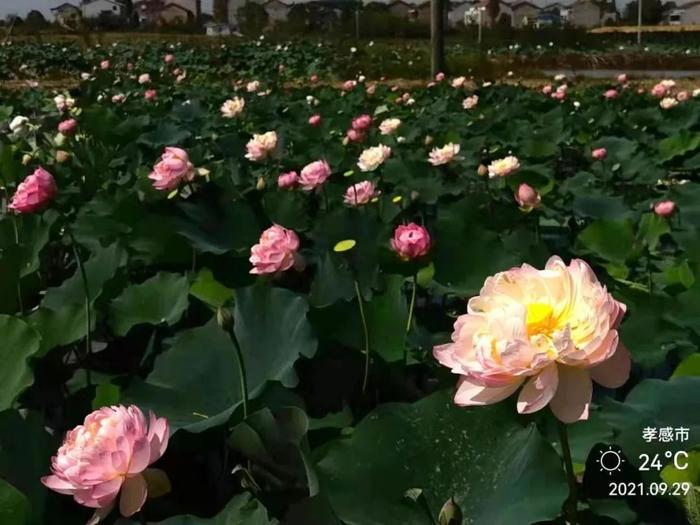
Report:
433,256,630,423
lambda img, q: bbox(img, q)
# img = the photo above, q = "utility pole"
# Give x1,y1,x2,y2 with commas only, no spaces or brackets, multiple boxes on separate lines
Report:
431,0,446,76
637,0,642,45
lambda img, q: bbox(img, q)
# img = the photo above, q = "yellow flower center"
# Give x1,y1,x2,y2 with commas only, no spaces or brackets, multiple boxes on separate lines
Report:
526,303,556,336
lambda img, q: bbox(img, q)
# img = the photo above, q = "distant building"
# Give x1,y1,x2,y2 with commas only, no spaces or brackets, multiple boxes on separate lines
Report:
81,0,126,18
205,21,232,34
51,3,82,25
135,0,196,25
669,1,700,23
510,0,540,27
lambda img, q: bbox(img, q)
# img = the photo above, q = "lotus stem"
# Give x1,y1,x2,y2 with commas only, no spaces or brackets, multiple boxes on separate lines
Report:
10,214,23,314
66,227,92,387
354,279,371,394
558,420,579,525
404,274,417,368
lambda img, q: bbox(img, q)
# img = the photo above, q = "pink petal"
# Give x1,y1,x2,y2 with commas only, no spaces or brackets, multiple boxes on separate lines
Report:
454,376,522,406
119,474,147,517
127,438,151,474
516,364,559,414
42,475,77,495
590,343,631,389
549,366,592,423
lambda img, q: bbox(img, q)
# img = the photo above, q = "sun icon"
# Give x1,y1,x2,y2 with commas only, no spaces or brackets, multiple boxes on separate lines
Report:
597,445,625,475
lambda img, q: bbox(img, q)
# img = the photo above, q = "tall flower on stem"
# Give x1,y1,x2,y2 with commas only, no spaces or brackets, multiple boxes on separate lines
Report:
391,223,431,367
434,256,629,525
42,405,170,523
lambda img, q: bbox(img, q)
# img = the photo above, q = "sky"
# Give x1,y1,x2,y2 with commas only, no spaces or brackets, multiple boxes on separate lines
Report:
0,0,215,19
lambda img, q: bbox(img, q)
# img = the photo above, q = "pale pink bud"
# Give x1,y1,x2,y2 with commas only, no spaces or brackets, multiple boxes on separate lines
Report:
278,171,299,190
144,89,157,102
435,72,445,82
308,114,321,126
351,114,372,132
58,118,77,135
592,148,607,160
654,200,676,217
515,183,541,210
604,89,618,99
164,54,175,64
100,60,110,70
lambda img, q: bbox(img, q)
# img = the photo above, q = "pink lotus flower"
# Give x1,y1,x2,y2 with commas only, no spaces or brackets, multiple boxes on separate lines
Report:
42,405,169,522
651,83,667,98
246,80,260,93
428,143,460,166
433,257,630,423
488,156,520,178
515,183,541,210
112,94,126,104
346,128,365,143
148,147,195,191
604,89,618,99
357,145,391,172
463,95,479,109
542,84,553,95
592,148,607,160
677,90,689,102
351,114,372,132
310,74,318,83
100,60,110,70
341,80,357,91
654,200,676,217
278,171,299,190
249,224,301,275
144,89,157,102
58,118,77,135
308,114,322,126
617,73,628,84
164,54,175,64
344,180,379,207
245,131,278,162
391,223,430,260
138,74,151,85
366,84,376,95
551,90,566,101
378,118,401,135
8,167,57,214
299,160,331,191
435,72,445,82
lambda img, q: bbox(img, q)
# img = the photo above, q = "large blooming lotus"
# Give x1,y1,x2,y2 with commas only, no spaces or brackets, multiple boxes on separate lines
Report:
434,257,630,423
42,405,169,523
245,131,278,162
249,224,301,275
148,147,195,191
488,156,520,178
9,167,57,214
428,143,460,166
357,145,391,172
